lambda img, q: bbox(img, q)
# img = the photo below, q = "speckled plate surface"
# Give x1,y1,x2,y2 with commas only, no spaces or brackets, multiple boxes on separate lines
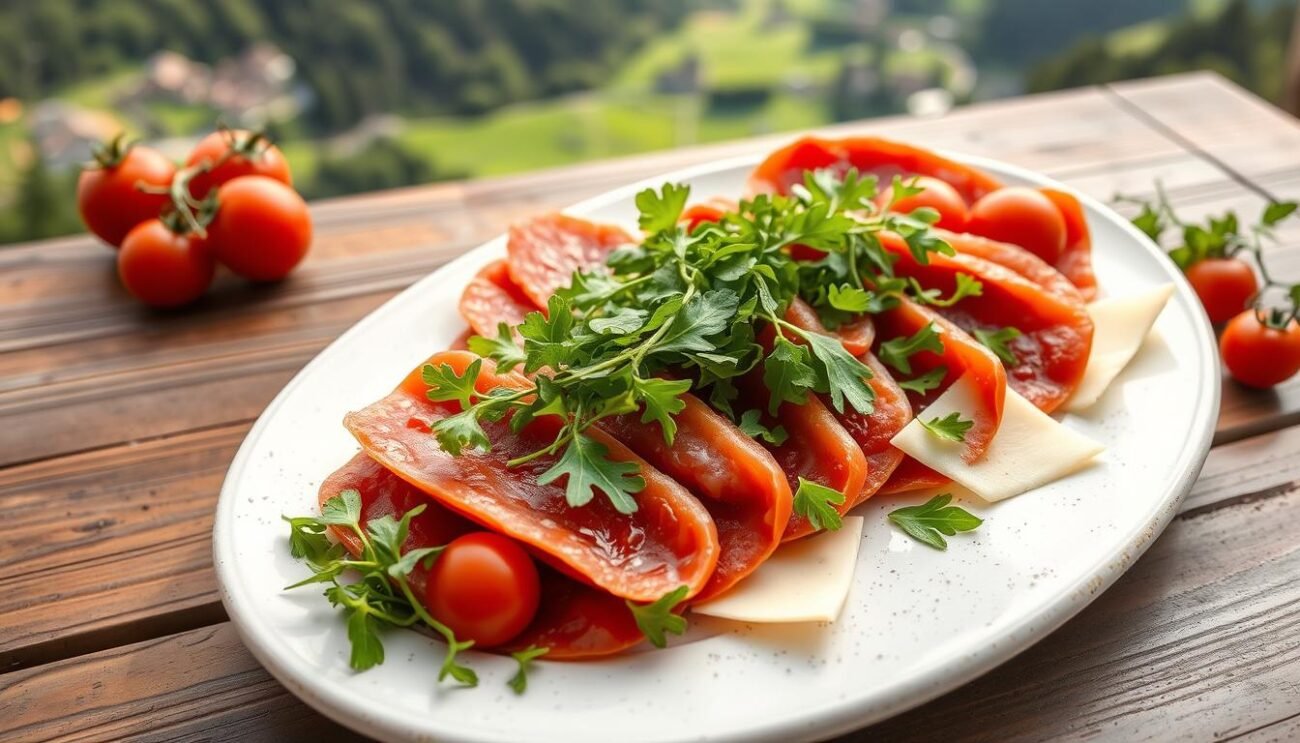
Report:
213,150,1219,743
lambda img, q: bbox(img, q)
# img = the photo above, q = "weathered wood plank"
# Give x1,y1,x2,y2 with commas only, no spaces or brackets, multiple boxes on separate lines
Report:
4,422,1298,743
0,624,363,743
0,424,246,670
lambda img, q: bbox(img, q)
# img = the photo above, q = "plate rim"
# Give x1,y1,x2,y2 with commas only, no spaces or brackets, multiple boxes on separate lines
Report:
213,146,1221,743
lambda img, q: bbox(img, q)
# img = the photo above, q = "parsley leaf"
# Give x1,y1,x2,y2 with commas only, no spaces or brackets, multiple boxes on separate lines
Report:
907,273,983,307
508,646,549,694
431,409,491,456
422,359,481,410
634,376,691,444
440,638,478,685
762,335,818,414
887,493,983,550
537,432,646,513
627,585,689,648
897,366,947,395
920,412,974,442
320,489,363,526
346,608,385,671
801,330,875,415
636,183,691,235
827,283,873,313
974,326,1022,367
737,408,789,445
792,477,846,531
878,323,945,375
467,323,526,372
655,289,739,355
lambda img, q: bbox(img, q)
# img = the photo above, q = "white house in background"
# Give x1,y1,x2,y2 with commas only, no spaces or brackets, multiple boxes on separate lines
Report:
29,100,120,170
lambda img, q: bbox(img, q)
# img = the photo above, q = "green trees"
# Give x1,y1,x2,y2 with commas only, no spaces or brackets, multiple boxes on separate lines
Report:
0,0,686,132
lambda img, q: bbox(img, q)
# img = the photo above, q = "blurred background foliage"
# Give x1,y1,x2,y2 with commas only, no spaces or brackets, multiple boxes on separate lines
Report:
0,0,1293,244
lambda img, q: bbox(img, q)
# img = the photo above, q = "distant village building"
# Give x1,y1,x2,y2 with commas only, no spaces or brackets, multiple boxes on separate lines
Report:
28,100,120,170
655,54,701,95
123,43,304,127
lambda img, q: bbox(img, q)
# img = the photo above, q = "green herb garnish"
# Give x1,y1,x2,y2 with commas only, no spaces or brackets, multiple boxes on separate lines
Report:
283,491,477,685
973,326,1022,367
627,585,690,648
792,477,847,531
888,493,983,550
919,412,974,442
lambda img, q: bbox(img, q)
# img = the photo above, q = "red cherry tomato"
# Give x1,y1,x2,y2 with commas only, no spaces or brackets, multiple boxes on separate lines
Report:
879,175,969,231
1185,257,1258,325
1219,310,1300,388
186,129,292,199
116,220,216,308
426,531,541,647
76,143,175,248
967,187,1067,263
206,176,312,281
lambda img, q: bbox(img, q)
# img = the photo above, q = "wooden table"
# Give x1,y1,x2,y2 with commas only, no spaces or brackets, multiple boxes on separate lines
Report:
3,71,1300,742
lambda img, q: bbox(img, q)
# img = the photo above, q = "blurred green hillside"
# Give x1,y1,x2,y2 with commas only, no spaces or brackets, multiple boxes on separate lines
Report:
0,0,1292,244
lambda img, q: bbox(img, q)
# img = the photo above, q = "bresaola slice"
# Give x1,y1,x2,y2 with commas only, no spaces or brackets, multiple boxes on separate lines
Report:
749,136,1097,299
460,259,536,338
875,298,1006,495
748,136,1001,204
345,350,720,603
322,453,643,658
878,232,1093,414
506,213,633,307
469,220,795,599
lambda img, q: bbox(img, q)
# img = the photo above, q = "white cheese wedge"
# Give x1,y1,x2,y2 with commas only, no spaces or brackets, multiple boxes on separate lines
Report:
890,375,1104,503
691,516,864,623
1065,284,1176,412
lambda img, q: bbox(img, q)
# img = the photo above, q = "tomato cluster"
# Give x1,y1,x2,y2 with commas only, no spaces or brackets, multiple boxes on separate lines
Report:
76,129,312,308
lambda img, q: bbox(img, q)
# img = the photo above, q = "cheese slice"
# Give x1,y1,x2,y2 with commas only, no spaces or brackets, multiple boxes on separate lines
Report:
891,375,1104,502
1065,284,1175,412
691,516,864,623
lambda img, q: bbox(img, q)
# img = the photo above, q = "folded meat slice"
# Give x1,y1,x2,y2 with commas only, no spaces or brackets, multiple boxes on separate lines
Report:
880,232,1093,414
750,136,1097,299
748,135,1002,205
460,259,537,338
466,228,793,601
933,228,1083,304
779,300,907,512
600,397,792,601
875,298,1006,494
345,350,720,603
1040,188,1098,301
506,213,633,307
322,454,643,658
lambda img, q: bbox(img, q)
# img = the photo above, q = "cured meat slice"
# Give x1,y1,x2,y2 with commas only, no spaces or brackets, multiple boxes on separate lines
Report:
600,396,792,602
749,136,1002,204
460,259,537,338
1040,188,1098,301
933,228,1083,304
345,350,720,603
834,353,911,509
322,454,643,658
880,233,1093,413
506,213,632,307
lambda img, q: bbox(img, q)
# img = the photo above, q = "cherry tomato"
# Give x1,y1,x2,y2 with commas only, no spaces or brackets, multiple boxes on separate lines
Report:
206,176,312,281
116,220,216,308
426,531,541,647
76,143,175,248
185,129,292,198
1219,310,1300,388
879,175,969,231
1185,257,1258,325
967,187,1067,263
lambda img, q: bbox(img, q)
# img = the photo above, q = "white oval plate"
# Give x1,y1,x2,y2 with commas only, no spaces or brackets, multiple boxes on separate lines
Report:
214,150,1219,743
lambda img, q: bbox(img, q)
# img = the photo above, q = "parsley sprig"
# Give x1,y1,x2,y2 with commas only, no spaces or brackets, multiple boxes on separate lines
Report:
432,171,955,514
284,491,477,685
888,493,983,550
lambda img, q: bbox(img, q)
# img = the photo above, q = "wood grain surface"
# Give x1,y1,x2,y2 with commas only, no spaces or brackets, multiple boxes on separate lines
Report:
1,72,1297,742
